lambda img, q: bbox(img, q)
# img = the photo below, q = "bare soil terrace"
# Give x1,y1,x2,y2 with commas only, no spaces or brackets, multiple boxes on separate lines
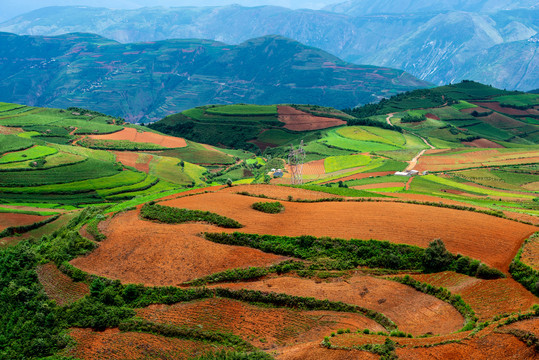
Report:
88,127,187,148
278,106,346,131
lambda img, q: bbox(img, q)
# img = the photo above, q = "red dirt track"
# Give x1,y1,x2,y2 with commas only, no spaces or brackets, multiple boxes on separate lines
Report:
278,106,346,131
88,127,187,148
211,275,464,336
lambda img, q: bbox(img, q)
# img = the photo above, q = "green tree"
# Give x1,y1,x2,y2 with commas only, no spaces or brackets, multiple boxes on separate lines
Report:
423,238,453,272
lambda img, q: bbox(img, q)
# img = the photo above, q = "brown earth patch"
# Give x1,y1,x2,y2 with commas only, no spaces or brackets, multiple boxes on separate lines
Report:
211,275,465,336
425,113,440,120
89,127,187,148
137,297,384,350
396,333,536,359
411,272,538,321
301,159,326,176
462,138,505,148
481,112,526,129
471,101,533,116
502,318,539,337
113,151,153,173
220,184,342,200
36,263,89,306
276,341,379,360
521,235,539,271
66,328,226,360
70,209,288,287
277,106,346,131
159,190,535,272
320,171,395,184
331,331,469,349
522,181,539,191
79,224,95,241
0,125,22,134
0,212,50,232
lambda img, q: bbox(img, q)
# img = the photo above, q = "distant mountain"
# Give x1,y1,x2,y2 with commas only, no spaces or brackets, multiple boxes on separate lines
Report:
0,5,537,90
0,32,428,123
323,0,539,15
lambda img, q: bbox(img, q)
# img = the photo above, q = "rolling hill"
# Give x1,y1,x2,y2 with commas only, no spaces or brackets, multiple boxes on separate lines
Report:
0,32,429,123
0,5,537,90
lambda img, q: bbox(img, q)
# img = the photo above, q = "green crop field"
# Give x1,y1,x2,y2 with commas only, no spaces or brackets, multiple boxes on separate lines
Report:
428,106,474,120
451,101,477,110
324,154,371,173
205,104,277,116
493,94,539,108
0,135,34,155
0,158,122,187
257,129,301,146
337,126,404,146
79,138,168,151
149,155,206,186
0,146,57,164
453,168,538,192
97,174,158,197
151,141,234,165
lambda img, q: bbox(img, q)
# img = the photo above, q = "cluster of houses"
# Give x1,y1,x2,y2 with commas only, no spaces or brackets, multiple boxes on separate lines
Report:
394,170,429,176
270,168,284,178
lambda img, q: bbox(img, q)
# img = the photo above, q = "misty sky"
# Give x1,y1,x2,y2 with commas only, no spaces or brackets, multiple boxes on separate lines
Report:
0,0,340,21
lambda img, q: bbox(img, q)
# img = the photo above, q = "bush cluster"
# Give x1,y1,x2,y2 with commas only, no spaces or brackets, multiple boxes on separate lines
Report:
509,233,539,296
251,201,284,214
141,203,243,228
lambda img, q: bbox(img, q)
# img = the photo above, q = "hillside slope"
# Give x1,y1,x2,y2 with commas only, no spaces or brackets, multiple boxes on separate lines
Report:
0,32,428,123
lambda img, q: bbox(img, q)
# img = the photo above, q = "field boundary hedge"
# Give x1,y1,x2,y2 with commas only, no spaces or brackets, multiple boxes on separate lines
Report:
141,202,243,228
509,232,539,296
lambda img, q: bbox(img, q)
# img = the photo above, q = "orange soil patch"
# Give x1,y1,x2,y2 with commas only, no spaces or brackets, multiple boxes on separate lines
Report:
415,149,539,172
482,112,526,129
396,333,536,359
0,212,50,231
521,235,539,271
276,341,379,360
212,275,464,336
70,209,288,287
79,224,95,241
321,171,396,184
137,297,384,350
471,101,533,116
351,182,404,190
277,106,346,131
220,184,342,200
160,191,535,271
36,263,89,306
113,151,153,173
67,328,225,360
502,318,539,336
88,127,187,148
425,113,440,120
522,181,539,191
411,272,538,321
462,138,505,148
301,159,326,176
0,125,22,134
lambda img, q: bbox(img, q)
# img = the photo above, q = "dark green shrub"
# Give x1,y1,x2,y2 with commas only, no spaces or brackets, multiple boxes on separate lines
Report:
141,203,243,228
423,239,454,272
251,201,284,214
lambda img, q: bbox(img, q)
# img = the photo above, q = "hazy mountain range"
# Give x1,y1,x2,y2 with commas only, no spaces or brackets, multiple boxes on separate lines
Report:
0,1,537,91
0,32,428,122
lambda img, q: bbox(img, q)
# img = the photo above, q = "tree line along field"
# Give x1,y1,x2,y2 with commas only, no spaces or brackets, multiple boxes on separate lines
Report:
0,81,538,359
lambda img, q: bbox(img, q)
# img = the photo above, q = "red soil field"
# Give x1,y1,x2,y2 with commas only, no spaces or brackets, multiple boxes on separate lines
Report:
36,263,89,306
471,101,533,116
276,341,379,360
0,212,50,231
522,181,539,191
88,127,187,148
415,149,539,172
220,184,342,200
462,138,504,148
0,125,22,135
411,272,538,321
211,275,465,336
481,112,526,129
137,297,384,350
67,328,226,360
396,333,536,359
320,171,395,184
301,159,326,176
70,209,288,286
502,318,539,336
159,191,536,271
277,106,346,131
113,151,153,173
425,113,440,120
